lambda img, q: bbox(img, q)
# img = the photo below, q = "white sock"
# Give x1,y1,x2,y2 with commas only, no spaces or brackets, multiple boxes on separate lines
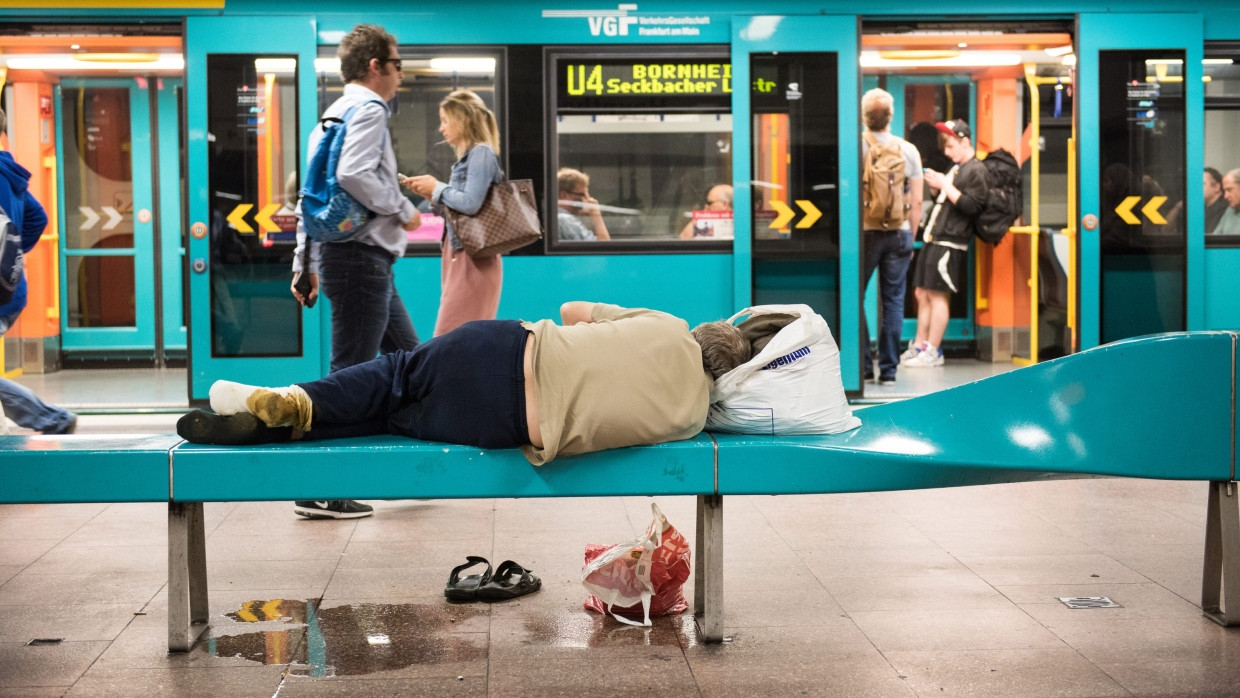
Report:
209,380,263,415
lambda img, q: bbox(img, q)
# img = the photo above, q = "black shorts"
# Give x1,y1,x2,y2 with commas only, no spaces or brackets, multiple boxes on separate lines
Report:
912,243,967,295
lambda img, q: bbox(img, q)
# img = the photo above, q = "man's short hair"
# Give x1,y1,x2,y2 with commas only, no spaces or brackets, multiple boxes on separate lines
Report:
1206,167,1223,187
1227,168,1240,186
861,88,893,132
338,24,397,83
558,167,589,194
691,320,750,380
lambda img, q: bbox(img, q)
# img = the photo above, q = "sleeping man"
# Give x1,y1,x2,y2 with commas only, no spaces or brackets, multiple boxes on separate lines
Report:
178,302,750,465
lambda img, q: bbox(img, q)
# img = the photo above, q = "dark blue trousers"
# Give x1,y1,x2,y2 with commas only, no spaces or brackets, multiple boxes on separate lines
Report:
861,228,914,379
297,320,529,449
319,241,419,373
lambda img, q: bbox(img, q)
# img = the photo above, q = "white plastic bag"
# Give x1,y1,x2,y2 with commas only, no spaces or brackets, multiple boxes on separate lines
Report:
705,304,862,435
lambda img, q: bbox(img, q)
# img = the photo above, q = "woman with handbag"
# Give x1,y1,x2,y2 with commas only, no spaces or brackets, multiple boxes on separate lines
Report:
404,89,504,336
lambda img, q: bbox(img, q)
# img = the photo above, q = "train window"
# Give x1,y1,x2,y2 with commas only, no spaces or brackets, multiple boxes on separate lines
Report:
1097,50,1187,342
205,54,303,357
315,47,502,253
548,49,732,250
1204,44,1240,242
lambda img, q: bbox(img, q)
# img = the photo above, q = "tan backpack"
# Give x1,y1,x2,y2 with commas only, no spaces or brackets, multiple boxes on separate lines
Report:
862,132,909,230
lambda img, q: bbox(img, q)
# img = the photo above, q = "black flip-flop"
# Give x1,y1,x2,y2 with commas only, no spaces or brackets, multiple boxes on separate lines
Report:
444,556,492,602
475,560,541,601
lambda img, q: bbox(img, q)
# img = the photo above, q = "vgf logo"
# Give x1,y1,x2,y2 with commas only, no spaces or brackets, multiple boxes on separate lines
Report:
543,3,639,37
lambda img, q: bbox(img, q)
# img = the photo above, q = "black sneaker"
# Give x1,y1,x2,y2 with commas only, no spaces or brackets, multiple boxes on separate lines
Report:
294,500,373,519
879,374,897,386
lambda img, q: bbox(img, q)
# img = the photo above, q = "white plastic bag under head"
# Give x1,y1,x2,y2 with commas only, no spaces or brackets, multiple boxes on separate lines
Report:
705,304,861,435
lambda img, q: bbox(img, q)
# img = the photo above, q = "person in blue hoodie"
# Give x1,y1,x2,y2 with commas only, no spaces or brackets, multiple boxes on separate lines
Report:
0,107,76,435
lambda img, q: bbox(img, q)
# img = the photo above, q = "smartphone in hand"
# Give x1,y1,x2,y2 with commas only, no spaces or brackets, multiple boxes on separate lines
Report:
293,274,316,309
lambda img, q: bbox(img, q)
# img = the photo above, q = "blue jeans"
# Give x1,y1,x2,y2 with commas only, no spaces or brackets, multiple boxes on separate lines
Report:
0,377,75,433
861,229,914,378
297,320,529,448
319,241,419,373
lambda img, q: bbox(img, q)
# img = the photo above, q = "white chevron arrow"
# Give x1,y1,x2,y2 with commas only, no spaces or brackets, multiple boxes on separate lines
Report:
101,206,123,231
79,206,99,230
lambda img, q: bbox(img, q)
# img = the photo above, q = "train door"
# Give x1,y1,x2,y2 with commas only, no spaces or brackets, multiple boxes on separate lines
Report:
862,74,977,350
184,17,319,401
731,15,862,390
1077,13,1204,348
56,77,171,355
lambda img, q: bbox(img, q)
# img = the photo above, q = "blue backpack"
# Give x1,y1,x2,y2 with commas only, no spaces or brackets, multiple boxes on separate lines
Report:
300,99,385,242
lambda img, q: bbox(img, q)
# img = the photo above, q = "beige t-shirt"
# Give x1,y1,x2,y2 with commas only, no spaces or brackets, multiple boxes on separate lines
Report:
520,304,711,465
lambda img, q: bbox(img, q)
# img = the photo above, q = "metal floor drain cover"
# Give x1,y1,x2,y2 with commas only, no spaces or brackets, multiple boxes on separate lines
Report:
1058,596,1121,609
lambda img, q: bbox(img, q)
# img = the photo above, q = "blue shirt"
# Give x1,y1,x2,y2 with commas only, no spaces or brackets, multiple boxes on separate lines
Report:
293,84,417,273
557,209,597,241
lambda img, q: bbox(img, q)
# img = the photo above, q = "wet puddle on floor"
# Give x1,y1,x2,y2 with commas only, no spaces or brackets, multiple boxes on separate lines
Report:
207,599,487,677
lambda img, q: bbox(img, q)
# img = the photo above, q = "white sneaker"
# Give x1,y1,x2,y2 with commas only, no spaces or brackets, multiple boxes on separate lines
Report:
902,348,945,368
899,342,921,362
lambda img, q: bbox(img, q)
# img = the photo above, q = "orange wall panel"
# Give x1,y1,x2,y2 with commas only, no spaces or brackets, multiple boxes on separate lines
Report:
10,81,60,340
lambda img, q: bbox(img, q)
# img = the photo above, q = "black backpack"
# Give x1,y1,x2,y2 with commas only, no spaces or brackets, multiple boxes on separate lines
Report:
974,148,1022,245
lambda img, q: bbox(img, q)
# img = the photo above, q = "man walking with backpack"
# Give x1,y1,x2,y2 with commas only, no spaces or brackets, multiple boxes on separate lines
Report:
285,24,422,519
902,119,988,369
859,88,923,385
0,107,77,436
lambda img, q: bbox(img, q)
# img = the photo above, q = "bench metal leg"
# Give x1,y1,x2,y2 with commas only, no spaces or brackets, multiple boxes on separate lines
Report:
1203,481,1240,626
168,501,209,651
694,494,723,642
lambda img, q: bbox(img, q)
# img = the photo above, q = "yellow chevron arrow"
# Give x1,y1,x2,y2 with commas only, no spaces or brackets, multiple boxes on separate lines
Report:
1141,195,1167,224
261,599,285,621
235,600,259,623
226,203,255,233
770,200,795,229
254,203,283,233
795,200,821,228
1114,196,1141,225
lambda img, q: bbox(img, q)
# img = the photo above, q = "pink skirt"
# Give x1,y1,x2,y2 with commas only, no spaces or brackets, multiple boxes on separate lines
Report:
433,241,503,336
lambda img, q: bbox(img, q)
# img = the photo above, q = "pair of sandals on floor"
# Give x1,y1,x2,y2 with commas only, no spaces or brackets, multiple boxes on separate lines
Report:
445,556,541,602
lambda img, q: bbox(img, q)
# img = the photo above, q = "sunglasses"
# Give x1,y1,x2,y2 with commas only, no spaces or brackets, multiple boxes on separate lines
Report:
379,57,403,71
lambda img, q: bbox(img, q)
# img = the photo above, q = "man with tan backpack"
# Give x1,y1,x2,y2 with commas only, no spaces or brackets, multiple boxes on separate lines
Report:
860,88,923,385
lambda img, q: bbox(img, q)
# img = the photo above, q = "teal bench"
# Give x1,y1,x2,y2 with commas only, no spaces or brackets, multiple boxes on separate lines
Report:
2,331,1236,654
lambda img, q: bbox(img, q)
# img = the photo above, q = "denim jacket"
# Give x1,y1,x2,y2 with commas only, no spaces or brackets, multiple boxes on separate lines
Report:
432,144,503,252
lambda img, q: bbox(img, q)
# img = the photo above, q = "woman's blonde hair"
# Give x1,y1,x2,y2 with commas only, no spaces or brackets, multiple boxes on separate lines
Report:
441,89,500,158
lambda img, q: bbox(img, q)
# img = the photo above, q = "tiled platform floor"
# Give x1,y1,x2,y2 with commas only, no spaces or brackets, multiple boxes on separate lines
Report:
3,367,1238,695
3,476,1240,696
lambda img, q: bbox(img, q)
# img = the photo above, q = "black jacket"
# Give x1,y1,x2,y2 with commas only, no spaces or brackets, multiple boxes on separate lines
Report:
926,157,988,246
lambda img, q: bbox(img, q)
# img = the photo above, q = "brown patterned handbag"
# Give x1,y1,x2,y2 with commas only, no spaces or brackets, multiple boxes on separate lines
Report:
443,179,543,258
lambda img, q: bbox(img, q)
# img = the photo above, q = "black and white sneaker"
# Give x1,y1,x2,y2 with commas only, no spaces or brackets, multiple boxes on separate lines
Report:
294,500,374,519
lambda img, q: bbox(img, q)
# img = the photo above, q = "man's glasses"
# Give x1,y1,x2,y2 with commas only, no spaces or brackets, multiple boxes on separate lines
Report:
565,190,588,200
380,58,403,71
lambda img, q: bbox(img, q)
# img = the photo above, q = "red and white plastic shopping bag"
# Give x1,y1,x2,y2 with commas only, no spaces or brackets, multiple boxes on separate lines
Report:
582,502,691,626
